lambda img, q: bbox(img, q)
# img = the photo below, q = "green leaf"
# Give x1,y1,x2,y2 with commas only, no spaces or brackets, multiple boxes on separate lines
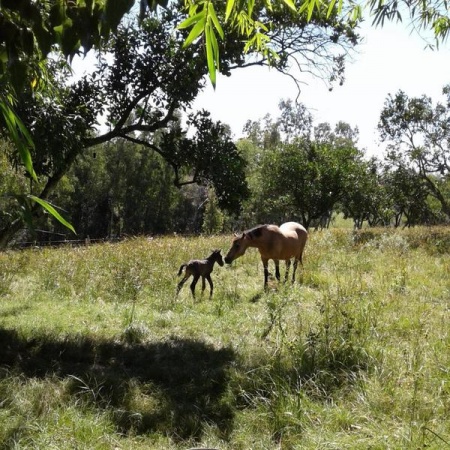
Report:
247,0,255,16
281,0,297,12
327,0,337,17
178,11,205,30
351,4,362,22
28,195,76,234
205,23,216,86
225,0,236,22
209,20,220,68
0,98,37,181
103,0,135,32
208,2,224,39
307,0,317,21
182,14,206,48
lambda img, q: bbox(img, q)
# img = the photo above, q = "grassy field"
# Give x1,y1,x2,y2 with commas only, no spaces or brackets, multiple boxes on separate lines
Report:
0,227,449,449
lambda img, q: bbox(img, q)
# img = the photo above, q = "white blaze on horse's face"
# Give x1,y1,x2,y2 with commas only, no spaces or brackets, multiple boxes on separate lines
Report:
224,233,249,264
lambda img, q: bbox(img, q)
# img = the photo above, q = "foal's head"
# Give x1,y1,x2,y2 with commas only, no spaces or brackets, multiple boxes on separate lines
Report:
210,249,224,267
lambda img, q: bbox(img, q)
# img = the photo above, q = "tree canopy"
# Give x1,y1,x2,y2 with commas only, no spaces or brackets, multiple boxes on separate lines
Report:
379,87,450,220
1,0,450,245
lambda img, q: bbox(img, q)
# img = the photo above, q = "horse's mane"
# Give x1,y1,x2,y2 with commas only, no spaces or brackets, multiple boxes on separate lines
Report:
244,224,270,239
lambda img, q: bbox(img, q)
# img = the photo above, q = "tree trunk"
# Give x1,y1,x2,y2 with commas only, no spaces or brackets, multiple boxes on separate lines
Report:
0,147,81,250
423,175,450,219
0,218,23,249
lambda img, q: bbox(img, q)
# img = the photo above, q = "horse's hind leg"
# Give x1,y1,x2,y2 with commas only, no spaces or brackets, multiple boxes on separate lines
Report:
190,274,200,299
292,259,299,283
177,276,189,295
284,259,291,282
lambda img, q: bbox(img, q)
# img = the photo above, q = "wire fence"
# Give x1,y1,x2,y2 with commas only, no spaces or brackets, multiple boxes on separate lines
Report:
11,230,122,249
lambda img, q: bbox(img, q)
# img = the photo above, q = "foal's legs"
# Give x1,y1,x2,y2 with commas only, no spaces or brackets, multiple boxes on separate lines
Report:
201,276,206,295
176,275,190,295
205,274,214,297
190,274,200,298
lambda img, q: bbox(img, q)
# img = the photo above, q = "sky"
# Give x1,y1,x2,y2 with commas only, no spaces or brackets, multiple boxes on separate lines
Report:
191,19,450,157
72,17,450,158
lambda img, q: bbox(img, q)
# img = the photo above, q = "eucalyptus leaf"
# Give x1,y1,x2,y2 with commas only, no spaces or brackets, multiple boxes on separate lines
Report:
281,0,297,12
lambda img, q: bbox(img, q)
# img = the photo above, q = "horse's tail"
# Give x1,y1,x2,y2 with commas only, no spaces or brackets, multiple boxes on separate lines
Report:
177,264,186,276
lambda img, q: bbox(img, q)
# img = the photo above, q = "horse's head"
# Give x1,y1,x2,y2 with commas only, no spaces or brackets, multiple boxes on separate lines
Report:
213,249,224,267
224,232,249,264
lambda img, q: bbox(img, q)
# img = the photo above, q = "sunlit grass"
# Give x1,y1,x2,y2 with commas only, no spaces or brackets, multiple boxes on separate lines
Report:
0,227,449,448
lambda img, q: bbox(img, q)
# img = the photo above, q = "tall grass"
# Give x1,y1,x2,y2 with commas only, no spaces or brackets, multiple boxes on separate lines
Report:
0,228,449,448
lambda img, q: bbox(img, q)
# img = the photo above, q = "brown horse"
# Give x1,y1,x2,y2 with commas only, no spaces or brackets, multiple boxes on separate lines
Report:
224,222,308,289
176,249,224,298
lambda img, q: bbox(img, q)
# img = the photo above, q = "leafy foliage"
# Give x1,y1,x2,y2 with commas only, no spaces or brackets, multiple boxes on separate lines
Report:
379,87,450,220
239,102,369,228
259,138,366,227
0,7,250,246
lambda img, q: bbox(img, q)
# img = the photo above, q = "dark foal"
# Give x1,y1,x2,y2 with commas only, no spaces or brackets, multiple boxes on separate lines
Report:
176,249,224,298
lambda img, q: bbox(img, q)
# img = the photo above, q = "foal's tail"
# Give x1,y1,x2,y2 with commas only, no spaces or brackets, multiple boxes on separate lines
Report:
177,264,187,276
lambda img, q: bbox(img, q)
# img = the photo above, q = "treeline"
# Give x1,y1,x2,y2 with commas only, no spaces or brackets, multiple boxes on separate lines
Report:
1,4,449,247
2,95,449,245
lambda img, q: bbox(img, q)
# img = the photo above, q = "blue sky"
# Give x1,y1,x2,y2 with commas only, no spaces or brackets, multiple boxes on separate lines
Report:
192,19,450,157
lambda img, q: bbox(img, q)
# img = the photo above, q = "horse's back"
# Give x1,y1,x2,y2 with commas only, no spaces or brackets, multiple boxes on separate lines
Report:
278,222,307,259
279,222,307,239
253,222,306,261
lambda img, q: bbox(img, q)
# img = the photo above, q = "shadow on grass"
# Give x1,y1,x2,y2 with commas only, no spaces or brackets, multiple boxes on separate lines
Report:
0,328,235,442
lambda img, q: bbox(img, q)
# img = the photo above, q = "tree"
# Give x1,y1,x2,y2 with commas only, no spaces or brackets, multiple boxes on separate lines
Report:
257,127,366,228
240,103,371,228
0,0,145,182
0,11,249,247
379,87,450,221
2,0,448,93
202,189,225,234
2,0,366,246
339,157,391,228
3,0,448,243
175,0,450,85
2,0,448,175
1,0,361,175
382,165,441,226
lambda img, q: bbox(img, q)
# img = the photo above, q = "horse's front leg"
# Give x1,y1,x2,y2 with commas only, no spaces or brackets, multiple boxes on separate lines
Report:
262,258,270,290
205,274,214,298
201,276,206,296
274,260,281,281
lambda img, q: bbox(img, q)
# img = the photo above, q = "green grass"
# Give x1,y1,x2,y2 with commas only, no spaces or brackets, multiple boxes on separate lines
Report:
0,228,449,449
